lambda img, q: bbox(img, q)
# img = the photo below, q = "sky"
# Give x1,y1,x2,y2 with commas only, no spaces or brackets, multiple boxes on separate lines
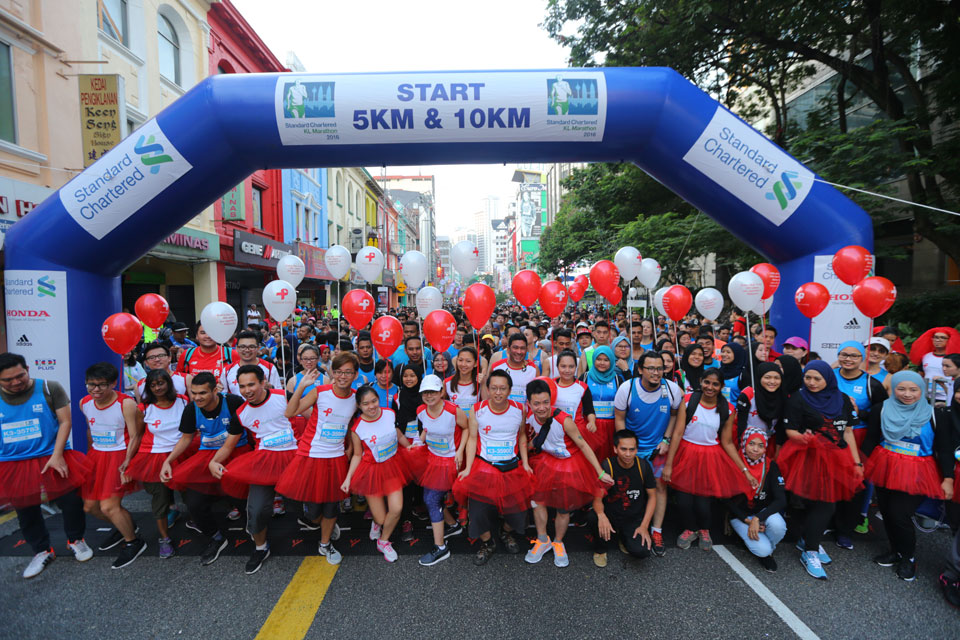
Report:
230,0,574,234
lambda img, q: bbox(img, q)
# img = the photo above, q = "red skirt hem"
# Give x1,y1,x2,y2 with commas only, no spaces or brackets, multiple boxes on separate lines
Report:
578,417,614,462
776,435,862,502
531,450,603,510
351,453,412,498
452,458,534,514
417,449,458,492
0,450,92,508
668,441,750,498
401,445,428,484
865,448,944,498
221,449,297,498
82,449,139,501
275,455,349,503
126,450,175,483
167,445,251,495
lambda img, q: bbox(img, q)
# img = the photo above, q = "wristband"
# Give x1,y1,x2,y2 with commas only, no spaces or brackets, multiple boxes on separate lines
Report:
598,470,607,480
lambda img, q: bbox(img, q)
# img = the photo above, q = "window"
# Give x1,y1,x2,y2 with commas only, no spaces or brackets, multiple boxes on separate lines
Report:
252,186,263,229
99,0,128,46
347,185,353,212
158,15,180,85
0,42,14,144
294,202,302,240
335,172,342,205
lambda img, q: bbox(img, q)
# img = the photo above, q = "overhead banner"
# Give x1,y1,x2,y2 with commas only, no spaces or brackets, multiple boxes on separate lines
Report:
809,255,870,363
275,71,607,145
4,270,71,391
78,74,124,167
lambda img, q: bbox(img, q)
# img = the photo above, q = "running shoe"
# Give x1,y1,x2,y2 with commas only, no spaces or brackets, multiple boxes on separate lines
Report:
552,541,569,567
854,516,869,535
158,537,175,559
593,552,608,568
651,530,666,557
185,520,202,533
759,555,778,572
677,529,698,550
22,549,54,579
400,520,414,542
331,523,341,541
443,522,463,539
67,539,93,562
412,505,429,521
499,527,520,554
939,573,960,609
318,542,342,565
698,529,713,551
896,557,916,582
473,539,495,566
794,538,832,564
419,545,451,566
355,495,367,511
245,546,271,574
834,534,854,550
377,539,398,563
341,497,352,511
227,507,241,521
800,550,827,580
873,551,901,567
369,521,382,540
524,538,553,564
200,536,228,566
167,507,181,529
297,517,321,531
98,526,139,551
272,497,286,517
111,538,147,570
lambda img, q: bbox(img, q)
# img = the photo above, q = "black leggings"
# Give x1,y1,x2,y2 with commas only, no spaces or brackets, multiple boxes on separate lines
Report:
876,487,924,559
802,500,836,551
676,492,711,532
17,490,85,554
182,489,226,539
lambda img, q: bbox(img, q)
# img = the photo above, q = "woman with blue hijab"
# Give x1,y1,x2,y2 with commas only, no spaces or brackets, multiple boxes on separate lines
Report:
582,345,619,461
610,336,635,382
777,360,863,580
862,370,948,582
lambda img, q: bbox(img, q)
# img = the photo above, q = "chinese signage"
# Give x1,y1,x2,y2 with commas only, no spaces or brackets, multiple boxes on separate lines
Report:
233,229,296,268
222,182,245,221
78,74,124,167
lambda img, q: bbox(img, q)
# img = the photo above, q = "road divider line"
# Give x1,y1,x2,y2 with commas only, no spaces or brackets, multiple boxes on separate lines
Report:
254,557,338,640
0,511,16,526
713,545,820,640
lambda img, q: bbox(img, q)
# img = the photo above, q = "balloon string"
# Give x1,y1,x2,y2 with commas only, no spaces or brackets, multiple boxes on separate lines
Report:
745,311,756,391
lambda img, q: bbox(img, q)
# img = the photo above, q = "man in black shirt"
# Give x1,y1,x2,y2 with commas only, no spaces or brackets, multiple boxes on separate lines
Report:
589,430,657,567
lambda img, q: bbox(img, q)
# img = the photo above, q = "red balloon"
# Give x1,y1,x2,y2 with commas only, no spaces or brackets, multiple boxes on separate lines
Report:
101,312,143,355
533,376,558,405
574,274,589,289
512,270,542,307
134,293,169,329
371,315,403,358
589,260,620,297
424,309,458,353
605,287,622,305
832,245,873,286
750,263,781,300
463,283,496,329
662,285,692,322
539,281,569,318
794,282,830,319
568,282,585,303
852,276,897,318
342,289,375,330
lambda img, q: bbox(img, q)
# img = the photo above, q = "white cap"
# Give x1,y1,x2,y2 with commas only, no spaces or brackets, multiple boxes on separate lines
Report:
419,374,443,393
869,337,891,351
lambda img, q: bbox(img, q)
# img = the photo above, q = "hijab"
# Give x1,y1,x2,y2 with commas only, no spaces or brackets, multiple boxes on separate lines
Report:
738,341,767,391
680,344,705,392
752,362,784,424
719,342,746,381
395,364,423,426
881,370,933,442
800,360,844,419
611,336,633,371
740,427,769,496
776,354,803,395
586,346,617,385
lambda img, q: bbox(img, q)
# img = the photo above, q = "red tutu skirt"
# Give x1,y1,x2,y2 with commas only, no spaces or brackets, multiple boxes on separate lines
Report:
351,453,412,498
291,415,308,441
865,448,944,498
417,449,458,492
579,418,614,462
82,449,139,501
167,445,251,495
852,427,867,450
668,441,749,498
776,435,862,502
221,448,297,498
531,450,603,511
0,450,92,508
275,454,348,503
126,450,175,483
453,458,535,514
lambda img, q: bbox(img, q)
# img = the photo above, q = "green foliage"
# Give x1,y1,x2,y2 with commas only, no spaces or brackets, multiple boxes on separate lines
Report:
880,289,960,341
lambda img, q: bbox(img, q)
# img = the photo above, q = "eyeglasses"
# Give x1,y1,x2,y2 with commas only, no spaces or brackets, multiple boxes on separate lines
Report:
300,356,318,363
837,353,862,359
643,367,664,373
85,382,110,390
145,354,168,361
332,370,357,377
933,335,949,341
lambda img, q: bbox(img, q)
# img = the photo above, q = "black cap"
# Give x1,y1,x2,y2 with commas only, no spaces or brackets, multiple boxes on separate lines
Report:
172,322,188,332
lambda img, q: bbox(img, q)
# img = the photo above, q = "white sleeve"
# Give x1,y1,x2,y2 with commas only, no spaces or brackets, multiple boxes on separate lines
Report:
268,364,282,389
667,380,683,409
614,380,632,411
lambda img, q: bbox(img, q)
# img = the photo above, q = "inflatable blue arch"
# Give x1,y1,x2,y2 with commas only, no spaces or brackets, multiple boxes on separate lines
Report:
4,68,871,440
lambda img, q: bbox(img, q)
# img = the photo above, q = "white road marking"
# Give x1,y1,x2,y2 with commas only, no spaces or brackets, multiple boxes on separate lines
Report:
714,545,821,640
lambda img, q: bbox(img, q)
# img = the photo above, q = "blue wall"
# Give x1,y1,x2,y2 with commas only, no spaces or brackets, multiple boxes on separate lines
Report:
281,167,328,247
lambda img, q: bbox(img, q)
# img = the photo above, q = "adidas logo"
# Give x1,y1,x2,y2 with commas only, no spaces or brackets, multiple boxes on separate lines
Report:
15,334,31,346
843,318,860,330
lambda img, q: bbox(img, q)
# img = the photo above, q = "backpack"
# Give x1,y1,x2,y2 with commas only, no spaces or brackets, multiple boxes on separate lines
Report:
684,391,729,426
182,346,234,373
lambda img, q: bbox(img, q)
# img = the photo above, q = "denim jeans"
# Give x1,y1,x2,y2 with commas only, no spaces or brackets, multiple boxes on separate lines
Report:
729,512,787,558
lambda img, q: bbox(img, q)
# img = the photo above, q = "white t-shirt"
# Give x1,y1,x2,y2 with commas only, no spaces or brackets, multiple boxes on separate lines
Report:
923,352,946,401
614,378,683,412
238,390,298,451
682,399,733,446
226,359,282,395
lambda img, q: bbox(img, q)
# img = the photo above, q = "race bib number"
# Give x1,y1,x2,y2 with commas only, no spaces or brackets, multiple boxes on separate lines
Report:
509,390,526,405
318,423,347,443
593,400,614,419
482,439,514,461
425,433,452,455
201,431,228,449
373,437,398,462
90,428,119,447
261,430,294,450
557,402,577,416
543,443,570,459
1,418,42,444
883,439,921,457
404,420,419,441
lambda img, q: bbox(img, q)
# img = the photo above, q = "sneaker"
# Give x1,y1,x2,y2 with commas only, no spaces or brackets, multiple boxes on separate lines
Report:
854,516,869,535
111,538,147,570
341,497,352,511
272,496,285,517
318,542,342,565
67,539,93,562
800,550,827,579
22,549,55,578
698,529,713,551
499,528,520,554
245,546,271,574
795,538,832,565
939,573,960,609
355,495,367,510
297,517,321,531
158,537,175,559
419,545,451,566
400,520,414,542
331,523,341,542
835,534,854,550
369,521,382,541
473,539,496,566
651,530,666,557
98,526,139,551
227,508,241,521
443,522,463,539
412,505,429,521
873,551,901,567
896,557,916,582
200,536,228,566
677,529,698,550
593,552,608,568
185,520,202,533
376,539,398,563
759,555,778,572
524,538,553,564
167,508,180,529
553,541,569,567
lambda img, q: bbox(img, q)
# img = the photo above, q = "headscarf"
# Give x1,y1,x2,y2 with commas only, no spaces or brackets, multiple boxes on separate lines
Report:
837,340,866,361
800,360,844,419
881,370,933,442
752,362,784,424
586,346,617,385
680,344,705,392
611,336,633,372
776,354,803,394
739,427,769,495
738,340,767,391
719,342,746,381
395,364,423,427
909,326,960,365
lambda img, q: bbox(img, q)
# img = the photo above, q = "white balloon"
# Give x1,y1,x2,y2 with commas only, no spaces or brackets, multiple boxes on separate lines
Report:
263,280,297,321
355,246,385,283
751,294,774,316
638,258,662,289
416,286,443,316
451,240,480,278
276,254,306,288
628,287,638,298
653,287,669,317
694,287,724,322
324,245,351,280
200,302,238,344
614,246,642,282
728,271,765,312
400,250,428,290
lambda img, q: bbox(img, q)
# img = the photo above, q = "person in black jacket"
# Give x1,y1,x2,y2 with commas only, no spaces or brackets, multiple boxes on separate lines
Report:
724,428,787,572
937,386,960,607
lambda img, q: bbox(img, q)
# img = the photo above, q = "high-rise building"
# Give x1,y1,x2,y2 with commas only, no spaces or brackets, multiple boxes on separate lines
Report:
437,235,452,281
376,175,437,284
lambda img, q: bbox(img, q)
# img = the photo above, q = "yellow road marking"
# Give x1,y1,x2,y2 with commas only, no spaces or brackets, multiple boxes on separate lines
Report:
254,557,338,640
0,511,16,526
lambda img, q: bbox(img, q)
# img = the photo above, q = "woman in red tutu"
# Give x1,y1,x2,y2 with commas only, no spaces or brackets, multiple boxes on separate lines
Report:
863,370,951,581
126,369,188,558
524,379,612,567
777,360,863,580
342,385,414,563
582,346,622,463
663,369,748,551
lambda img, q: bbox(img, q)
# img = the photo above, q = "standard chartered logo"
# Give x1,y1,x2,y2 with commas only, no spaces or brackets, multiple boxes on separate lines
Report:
765,171,803,210
37,276,55,297
134,134,174,174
